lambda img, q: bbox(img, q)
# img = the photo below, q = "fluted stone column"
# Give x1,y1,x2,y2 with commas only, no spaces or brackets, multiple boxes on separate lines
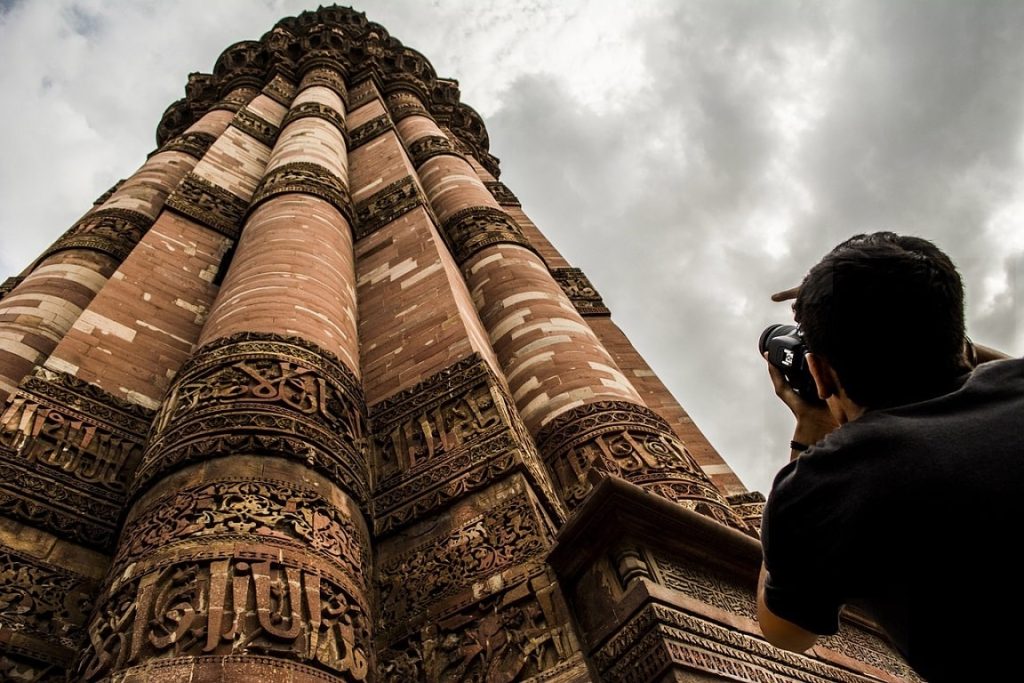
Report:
75,65,372,683
386,90,741,529
0,89,253,402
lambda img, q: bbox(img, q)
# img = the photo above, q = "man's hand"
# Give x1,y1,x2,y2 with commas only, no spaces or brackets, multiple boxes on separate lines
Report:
765,353,838,458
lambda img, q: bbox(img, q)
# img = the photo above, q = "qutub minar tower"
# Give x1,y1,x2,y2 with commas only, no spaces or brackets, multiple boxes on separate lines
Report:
0,6,919,682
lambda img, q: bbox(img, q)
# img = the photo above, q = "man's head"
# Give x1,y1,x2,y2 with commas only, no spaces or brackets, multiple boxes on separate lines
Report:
794,232,967,410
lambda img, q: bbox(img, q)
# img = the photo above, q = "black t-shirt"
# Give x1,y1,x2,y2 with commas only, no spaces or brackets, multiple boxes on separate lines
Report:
761,358,1024,682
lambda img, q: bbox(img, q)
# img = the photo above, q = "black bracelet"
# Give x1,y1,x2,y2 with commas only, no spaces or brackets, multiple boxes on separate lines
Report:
790,440,810,452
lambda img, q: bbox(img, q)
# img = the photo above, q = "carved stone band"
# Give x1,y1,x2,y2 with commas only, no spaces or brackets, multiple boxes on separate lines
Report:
346,79,377,111
249,161,352,223
0,544,98,668
133,332,368,504
388,100,431,123
229,107,279,147
263,75,297,107
551,267,611,317
534,401,743,527
43,207,154,262
280,101,347,141
407,135,460,167
484,180,521,206
76,548,371,682
299,66,350,110
727,491,766,533
159,131,218,159
440,206,536,265
353,175,426,240
166,172,250,239
349,113,393,150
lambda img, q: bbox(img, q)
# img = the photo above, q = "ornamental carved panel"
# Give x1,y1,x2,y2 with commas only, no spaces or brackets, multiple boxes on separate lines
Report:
535,401,741,528
263,74,297,107
550,267,610,317
353,175,428,240
43,208,154,262
136,333,367,503
408,135,457,167
75,555,371,681
0,368,151,547
377,491,550,634
379,572,577,683
250,161,352,221
301,67,349,108
281,101,347,138
349,114,393,149
230,107,280,147
369,355,564,535
440,206,534,265
166,172,250,238
484,181,521,206
0,545,98,657
160,131,217,160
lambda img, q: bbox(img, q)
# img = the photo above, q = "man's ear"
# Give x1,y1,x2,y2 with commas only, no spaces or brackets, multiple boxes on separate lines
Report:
805,352,839,401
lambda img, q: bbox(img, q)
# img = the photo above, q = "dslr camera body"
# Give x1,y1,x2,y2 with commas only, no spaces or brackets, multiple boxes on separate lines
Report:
759,324,822,403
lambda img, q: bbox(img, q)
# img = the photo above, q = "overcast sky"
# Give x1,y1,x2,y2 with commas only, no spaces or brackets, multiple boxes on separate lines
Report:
1,0,1021,494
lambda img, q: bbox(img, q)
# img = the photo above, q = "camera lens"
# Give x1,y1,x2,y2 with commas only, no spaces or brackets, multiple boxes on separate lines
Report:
759,324,798,355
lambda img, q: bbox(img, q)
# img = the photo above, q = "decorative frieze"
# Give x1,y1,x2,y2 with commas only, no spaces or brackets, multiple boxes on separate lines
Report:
378,571,574,683
115,477,369,585
534,400,740,527
42,208,154,262
0,368,152,548
370,355,564,535
407,134,458,167
300,67,350,109
440,206,535,265
595,603,891,683
160,130,218,159
346,79,377,111
166,172,250,239
263,74,297,107
385,91,431,122
727,490,766,533
348,113,393,149
353,175,426,240
0,545,97,654
551,267,610,317
280,101,347,139
134,332,367,504
484,180,520,206
249,161,352,222
229,107,279,147
75,551,371,681
377,491,550,634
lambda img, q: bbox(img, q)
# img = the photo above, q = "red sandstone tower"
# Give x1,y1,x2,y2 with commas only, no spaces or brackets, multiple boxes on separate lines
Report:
0,6,919,682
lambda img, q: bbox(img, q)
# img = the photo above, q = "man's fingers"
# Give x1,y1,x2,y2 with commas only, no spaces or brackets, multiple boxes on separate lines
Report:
771,286,800,302
764,353,790,397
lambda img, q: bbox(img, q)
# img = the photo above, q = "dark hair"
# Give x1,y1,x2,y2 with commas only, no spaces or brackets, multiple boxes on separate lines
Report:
793,232,967,408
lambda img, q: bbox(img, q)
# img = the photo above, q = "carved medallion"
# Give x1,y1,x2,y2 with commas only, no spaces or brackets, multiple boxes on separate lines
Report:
249,161,352,222
440,206,535,265
166,172,250,239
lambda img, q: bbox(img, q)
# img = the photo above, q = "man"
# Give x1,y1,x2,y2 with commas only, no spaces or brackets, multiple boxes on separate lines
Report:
757,232,1019,681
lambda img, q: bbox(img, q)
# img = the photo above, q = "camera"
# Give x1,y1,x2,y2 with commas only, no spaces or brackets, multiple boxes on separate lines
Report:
759,324,823,403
